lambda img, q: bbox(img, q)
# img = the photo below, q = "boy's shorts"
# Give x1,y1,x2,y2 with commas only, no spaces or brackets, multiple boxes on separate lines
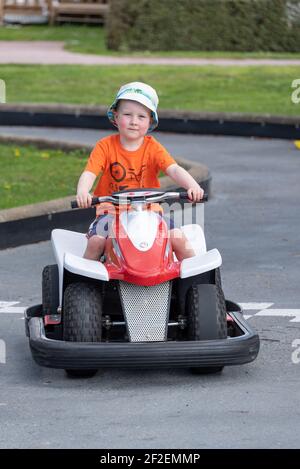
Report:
87,213,174,239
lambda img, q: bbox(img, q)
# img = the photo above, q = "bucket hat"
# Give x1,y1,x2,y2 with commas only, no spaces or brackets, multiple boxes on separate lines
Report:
107,82,159,132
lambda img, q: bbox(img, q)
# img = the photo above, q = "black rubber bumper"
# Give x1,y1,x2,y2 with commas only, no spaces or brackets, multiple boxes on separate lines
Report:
25,305,259,370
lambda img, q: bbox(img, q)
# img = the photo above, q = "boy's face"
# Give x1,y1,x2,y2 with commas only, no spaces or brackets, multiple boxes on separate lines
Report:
114,100,152,141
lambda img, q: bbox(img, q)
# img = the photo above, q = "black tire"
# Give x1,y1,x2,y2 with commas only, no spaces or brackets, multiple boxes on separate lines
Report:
215,267,227,339
63,282,102,378
42,264,59,316
186,268,227,374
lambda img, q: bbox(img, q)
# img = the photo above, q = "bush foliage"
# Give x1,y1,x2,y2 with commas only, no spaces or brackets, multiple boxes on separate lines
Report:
106,0,300,51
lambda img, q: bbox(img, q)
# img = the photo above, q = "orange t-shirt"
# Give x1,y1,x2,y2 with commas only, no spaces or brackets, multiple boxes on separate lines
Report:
85,134,176,216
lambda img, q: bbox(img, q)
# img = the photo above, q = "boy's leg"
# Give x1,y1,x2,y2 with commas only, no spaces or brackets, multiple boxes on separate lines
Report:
84,213,112,260
169,228,195,261
84,235,106,260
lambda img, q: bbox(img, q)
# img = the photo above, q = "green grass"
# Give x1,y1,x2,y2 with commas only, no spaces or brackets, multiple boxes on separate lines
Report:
0,142,165,209
1,24,300,59
0,143,88,209
1,64,300,115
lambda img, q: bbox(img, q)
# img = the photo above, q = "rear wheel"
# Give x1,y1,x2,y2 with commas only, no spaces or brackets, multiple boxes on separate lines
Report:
42,264,59,316
63,282,102,378
186,268,227,374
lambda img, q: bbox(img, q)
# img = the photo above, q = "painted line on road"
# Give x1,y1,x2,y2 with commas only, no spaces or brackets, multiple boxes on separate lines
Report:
239,303,300,323
239,303,274,310
255,309,300,323
0,301,20,308
0,306,25,314
0,301,25,314
0,301,299,323
239,303,274,320
0,307,25,314
238,302,300,322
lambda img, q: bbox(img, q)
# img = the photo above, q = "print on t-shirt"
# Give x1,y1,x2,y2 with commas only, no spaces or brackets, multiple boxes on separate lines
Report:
110,162,126,182
110,161,147,186
128,165,147,183
85,134,176,215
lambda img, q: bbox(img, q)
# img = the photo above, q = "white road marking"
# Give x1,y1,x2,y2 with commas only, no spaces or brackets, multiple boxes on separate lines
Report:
239,303,300,323
239,303,274,310
0,301,26,314
0,306,25,314
0,339,6,364
239,303,274,320
0,301,299,324
255,309,300,323
0,301,20,308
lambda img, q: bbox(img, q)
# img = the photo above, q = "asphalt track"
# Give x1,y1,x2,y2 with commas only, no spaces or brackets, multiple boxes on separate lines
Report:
0,129,300,449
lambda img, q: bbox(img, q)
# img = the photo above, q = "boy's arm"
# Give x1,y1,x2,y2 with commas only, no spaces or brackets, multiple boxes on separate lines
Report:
165,164,204,202
76,170,97,208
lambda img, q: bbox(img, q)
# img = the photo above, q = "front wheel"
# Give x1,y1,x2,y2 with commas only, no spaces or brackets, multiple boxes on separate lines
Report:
186,268,227,374
63,282,102,378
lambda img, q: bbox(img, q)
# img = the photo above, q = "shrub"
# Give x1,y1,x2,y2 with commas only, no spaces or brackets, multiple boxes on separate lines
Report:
106,0,300,52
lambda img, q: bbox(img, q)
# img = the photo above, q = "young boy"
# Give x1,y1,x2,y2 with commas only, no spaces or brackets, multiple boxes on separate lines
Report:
76,82,204,261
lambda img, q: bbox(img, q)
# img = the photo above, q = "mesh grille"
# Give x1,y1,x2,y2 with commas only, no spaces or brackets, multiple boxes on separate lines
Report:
119,281,171,342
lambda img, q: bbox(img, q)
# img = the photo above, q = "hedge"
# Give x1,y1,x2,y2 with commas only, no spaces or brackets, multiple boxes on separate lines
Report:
106,0,300,52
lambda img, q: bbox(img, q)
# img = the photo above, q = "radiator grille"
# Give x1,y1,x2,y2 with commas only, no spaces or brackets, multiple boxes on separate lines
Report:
119,281,171,342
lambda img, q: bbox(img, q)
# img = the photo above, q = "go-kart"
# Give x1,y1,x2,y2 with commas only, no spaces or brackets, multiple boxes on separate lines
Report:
25,189,259,377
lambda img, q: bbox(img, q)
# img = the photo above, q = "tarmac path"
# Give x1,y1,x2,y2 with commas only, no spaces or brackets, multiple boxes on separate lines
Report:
1,41,300,65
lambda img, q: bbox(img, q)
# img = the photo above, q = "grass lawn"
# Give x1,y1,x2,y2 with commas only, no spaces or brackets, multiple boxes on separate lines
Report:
0,142,165,209
1,24,300,59
0,143,89,209
1,64,300,115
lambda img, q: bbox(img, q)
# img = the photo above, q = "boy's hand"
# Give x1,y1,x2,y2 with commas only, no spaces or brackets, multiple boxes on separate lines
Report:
187,185,204,202
76,191,92,208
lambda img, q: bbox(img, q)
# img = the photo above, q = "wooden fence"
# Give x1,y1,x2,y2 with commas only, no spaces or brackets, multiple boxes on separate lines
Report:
0,0,109,24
